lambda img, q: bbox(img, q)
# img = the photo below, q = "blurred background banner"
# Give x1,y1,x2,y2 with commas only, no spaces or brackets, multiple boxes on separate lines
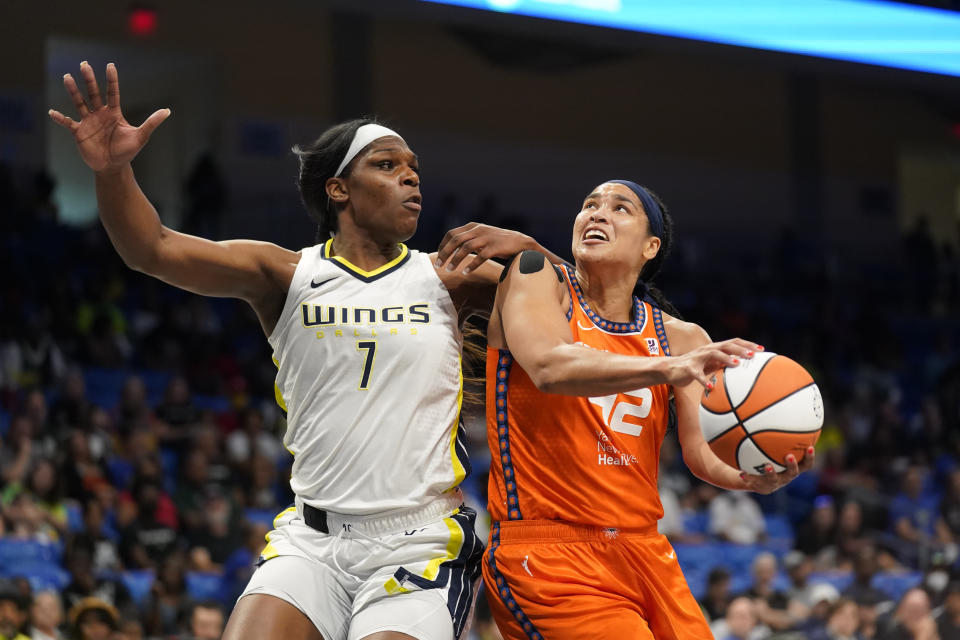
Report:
421,0,960,76
1,1,959,639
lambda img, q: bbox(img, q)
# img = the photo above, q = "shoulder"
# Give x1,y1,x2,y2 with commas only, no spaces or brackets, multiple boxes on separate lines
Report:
661,312,710,355
501,250,565,287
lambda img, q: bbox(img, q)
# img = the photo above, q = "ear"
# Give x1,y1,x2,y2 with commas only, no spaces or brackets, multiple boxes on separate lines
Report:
326,177,349,204
642,236,661,261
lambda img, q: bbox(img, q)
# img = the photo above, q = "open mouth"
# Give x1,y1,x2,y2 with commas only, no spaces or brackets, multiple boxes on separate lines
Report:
582,227,609,243
403,194,422,211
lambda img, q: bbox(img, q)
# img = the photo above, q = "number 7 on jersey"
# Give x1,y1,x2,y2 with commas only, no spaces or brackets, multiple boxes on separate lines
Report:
356,341,377,390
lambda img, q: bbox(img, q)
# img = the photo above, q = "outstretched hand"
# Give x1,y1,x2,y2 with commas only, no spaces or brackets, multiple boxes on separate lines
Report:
48,61,170,173
435,222,535,274
739,447,816,494
666,338,760,389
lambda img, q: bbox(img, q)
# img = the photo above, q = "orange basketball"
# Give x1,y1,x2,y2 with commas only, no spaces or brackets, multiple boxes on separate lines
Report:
700,351,823,475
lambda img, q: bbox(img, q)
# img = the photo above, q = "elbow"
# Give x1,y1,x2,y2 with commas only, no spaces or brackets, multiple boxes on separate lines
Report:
526,356,567,394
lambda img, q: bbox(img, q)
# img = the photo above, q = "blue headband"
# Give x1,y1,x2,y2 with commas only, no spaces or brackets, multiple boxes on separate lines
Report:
606,180,664,239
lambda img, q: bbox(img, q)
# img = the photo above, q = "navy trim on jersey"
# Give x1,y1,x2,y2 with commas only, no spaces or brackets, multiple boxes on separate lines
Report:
320,239,411,283
447,507,484,638
652,307,671,356
454,419,472,484
563,265,645,333
495,350,522,520
486,522,544,640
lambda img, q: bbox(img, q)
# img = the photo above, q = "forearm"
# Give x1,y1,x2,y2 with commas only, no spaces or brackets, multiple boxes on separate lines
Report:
529,343,672,395
683,440,747,491
95,163,165,272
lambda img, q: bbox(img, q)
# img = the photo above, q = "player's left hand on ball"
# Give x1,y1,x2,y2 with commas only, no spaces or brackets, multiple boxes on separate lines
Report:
435,222,534,274
740,446,815,494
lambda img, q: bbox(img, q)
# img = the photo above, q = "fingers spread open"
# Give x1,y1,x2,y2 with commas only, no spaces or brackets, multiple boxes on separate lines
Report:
79,61,103,111
48,109,79,132
106,62,121,109
63,74,89,117
139,108,171,139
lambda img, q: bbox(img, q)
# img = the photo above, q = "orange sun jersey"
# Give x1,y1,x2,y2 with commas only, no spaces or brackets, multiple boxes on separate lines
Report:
486,264,673,529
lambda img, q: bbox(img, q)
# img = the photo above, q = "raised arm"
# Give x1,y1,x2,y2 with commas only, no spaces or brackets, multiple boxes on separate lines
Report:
666,316,815,493
49,62,296,333
490,251,749,396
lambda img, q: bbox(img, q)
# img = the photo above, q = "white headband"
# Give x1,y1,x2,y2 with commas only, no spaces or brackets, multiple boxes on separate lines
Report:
334,124,404,177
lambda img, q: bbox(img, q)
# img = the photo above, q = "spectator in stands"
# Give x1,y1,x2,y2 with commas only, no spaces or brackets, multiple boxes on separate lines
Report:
49,368,92,435
143,551,189,637
701,567,734,622
0,415,37,487
62,548,135,619
118,475,179,569
187,491,241,567
797,495,838,560
1,488,57,542
26,458,68,538
712,595,769,640
936,580,960,639
844,544,892,608
173,450,214,538
856,591,884,640
154,376,201,441
833,499,869,569
68,499,121,574
0,581,30,640
795,583,842,637
708,487,767,545
744,552,791,631
880,587,938,640
810,597,861,640
784,550,816,620
888,466,940,568
59,429,110,503
188,425,231,489
243,455,283,511
225,406,282,469
115,376,152,435
182,601,225,640
67,597,118,640
29,589,63,640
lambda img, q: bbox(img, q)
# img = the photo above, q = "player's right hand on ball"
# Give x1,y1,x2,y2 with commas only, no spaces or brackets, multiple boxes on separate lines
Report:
48,61,170,173
666,338,761,389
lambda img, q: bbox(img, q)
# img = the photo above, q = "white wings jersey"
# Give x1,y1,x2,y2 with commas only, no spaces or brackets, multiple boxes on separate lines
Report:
268,240,469,515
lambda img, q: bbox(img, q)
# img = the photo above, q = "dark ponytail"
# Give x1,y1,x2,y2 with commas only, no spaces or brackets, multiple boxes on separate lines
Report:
292,117,379,243
634,187,682,319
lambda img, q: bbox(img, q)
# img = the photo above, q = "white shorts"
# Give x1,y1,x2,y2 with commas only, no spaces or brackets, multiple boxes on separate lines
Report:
239,492,484,640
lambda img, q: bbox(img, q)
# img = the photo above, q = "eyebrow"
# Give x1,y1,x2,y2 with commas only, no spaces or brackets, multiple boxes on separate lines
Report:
583,192,636,206
368,147,419,163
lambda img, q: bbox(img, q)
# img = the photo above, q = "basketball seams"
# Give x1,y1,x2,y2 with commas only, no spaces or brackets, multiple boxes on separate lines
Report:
738,382,815,424
730,354,778,411
745,435,788,472
706,420,745,443
721,369,744,425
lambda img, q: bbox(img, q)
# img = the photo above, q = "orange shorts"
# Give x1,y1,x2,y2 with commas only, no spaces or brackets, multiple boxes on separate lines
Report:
481,521,712,640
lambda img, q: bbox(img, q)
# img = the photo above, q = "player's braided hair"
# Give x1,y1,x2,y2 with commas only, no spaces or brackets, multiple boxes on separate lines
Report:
292,117,379,243
635,187,682,319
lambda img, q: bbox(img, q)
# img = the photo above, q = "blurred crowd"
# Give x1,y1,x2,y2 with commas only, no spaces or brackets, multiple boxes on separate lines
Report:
1,163,959,640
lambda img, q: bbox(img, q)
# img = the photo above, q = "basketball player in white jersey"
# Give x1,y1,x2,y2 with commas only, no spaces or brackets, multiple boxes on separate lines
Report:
50,62,559,640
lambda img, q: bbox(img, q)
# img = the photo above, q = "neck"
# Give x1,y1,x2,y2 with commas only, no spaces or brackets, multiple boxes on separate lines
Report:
574,263,638,322
330,226,401,271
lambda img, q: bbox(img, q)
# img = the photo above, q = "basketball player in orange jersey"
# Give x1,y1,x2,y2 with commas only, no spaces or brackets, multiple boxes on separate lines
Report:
474,180,815,639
